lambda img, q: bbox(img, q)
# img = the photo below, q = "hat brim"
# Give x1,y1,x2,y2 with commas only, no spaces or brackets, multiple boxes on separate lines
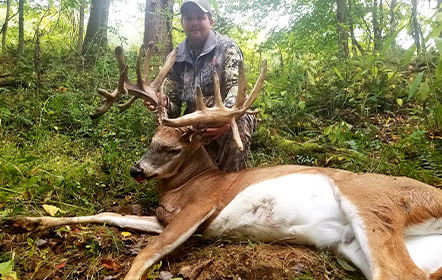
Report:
180,1,209,14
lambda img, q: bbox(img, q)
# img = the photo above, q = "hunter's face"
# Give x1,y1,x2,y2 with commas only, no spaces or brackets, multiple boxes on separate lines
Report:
181,5,213,49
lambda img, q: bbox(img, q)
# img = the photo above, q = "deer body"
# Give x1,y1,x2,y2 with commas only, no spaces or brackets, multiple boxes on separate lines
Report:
125,125,442,280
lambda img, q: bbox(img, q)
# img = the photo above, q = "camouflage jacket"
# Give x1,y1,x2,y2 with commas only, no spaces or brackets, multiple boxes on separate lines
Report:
167,30,243,118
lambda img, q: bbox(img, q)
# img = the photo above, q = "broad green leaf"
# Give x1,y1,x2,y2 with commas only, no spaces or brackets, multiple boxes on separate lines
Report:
372,66,378,78
25,177,39,188
0,255,18,280
408,72,424,99
298,101,306,110
401,45,417,69
397,99,403,106
264,95,272,108
387,72,395,80
437,12,442,23
324,125,333,136
417,82,430,101
333,67,343,80
307,71,315,85
435,37,442,56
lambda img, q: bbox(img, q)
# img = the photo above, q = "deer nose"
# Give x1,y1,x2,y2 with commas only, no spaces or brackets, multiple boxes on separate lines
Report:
130,164,143,179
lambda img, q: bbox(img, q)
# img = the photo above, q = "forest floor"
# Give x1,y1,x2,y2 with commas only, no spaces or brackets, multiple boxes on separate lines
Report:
1,202,366,280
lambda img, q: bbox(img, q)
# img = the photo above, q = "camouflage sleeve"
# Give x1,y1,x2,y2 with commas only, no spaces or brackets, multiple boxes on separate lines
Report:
165,71,182,119
222,43,243,108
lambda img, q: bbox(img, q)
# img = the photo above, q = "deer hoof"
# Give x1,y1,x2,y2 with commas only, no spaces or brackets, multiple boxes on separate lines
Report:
0,218,42,234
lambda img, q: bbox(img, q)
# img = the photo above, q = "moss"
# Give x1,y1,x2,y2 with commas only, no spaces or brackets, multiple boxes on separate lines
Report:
256,126,323,156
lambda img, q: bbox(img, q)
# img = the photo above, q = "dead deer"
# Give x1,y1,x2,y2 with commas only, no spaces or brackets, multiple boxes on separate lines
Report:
2,45,442,280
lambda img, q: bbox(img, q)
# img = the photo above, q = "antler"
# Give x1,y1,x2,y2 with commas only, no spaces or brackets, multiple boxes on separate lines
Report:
90,44,177,119
159,60,267,151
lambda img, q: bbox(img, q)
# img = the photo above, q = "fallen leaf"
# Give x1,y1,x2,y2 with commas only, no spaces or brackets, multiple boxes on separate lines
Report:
337,258,356,271
42,204,61,217
57,262,66,269
35,239,48,247
101,259,121,271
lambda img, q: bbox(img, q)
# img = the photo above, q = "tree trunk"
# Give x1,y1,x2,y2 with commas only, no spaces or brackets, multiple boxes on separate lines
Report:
373,0,382,52
411,0,421,53
99,0,110,47
83,0,111,56
77,0,85,55
348,0,364,56
144,0,173,59
389,0,397,45
336,0,348,58
1,0,11,52
18,0,24,56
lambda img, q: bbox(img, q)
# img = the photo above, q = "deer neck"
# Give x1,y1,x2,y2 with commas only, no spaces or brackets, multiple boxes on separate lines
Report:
159,146,220,195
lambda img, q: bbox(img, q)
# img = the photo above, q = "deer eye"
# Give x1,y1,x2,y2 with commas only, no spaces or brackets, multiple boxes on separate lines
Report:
168,148,181,156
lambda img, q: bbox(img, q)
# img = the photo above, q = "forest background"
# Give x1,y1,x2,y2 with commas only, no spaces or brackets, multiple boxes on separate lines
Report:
1,0,442,279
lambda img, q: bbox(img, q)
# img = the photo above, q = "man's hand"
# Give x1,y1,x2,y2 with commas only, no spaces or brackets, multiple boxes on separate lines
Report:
143,98,168,112
205,124,230,140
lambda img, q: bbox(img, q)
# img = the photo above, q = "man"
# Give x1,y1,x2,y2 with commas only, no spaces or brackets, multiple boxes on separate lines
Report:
147,0,256,172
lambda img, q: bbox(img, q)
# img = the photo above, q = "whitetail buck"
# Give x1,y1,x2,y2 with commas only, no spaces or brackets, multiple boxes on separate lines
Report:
2,45,442,280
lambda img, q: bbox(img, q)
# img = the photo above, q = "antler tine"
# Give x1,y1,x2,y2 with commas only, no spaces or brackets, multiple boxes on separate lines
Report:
125,44,152,111
118,96,138,112
150,48,178,90
157,78,168,123
213,72,223,107
245,60,267,109
195,85,206,111
90,63,129,119
115,46,127,73
136,44,145,88
230,119,244,151
233,60,247,109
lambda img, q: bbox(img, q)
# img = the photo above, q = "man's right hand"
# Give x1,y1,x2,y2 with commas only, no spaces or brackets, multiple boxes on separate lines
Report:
144,98,168,112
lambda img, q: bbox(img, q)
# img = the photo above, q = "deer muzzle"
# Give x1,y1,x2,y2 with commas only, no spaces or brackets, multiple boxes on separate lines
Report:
130,164,158,182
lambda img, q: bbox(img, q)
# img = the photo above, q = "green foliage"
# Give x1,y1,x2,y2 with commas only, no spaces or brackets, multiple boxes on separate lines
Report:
1,0,442,279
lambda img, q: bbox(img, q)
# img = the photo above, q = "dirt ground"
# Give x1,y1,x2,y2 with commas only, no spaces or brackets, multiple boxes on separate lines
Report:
1,221,366,280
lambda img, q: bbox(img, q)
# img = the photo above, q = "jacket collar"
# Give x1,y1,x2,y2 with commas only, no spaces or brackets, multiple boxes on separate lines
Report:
176,30,217,64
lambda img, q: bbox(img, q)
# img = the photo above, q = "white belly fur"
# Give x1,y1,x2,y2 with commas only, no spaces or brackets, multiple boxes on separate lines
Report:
204,173,351,248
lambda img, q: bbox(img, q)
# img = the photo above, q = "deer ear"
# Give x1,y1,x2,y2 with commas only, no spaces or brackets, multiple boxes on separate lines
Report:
181,128,212,145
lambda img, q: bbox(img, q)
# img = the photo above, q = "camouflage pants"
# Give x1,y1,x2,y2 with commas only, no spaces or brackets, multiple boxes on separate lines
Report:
204,114,256,173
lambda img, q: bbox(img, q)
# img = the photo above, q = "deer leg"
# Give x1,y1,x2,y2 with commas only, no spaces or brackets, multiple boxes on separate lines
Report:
338,197,427,280
1,213,164,234
124,206,217,280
